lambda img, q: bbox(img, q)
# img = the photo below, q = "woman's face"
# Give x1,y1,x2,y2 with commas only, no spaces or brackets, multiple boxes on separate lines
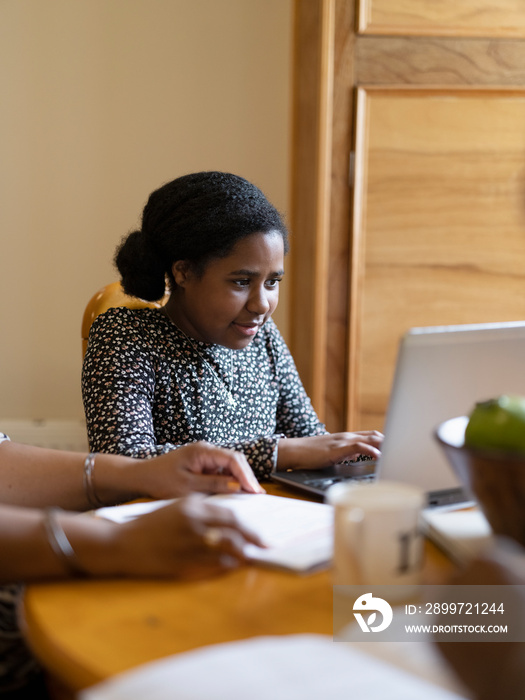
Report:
170,230,285,349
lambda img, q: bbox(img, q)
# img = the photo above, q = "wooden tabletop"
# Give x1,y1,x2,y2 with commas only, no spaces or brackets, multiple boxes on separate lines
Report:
21,483,456,694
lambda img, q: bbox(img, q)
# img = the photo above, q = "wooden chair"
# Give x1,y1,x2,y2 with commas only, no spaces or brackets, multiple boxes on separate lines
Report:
81,281,168,357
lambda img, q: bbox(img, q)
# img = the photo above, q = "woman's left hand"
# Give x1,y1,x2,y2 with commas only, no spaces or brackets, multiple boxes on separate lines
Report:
119,494,263,579
60,494,265,580
276,431,383,471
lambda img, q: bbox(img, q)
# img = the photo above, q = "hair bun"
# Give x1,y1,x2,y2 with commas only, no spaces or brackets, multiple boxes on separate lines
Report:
114,229,167,301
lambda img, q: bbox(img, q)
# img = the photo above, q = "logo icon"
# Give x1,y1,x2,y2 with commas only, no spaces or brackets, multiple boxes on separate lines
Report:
353,593,393,633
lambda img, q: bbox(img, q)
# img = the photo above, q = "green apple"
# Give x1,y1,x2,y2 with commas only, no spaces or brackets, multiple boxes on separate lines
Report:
465,395,525,453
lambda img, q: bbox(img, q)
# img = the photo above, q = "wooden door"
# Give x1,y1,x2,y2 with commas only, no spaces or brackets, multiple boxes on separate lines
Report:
291,0,525,432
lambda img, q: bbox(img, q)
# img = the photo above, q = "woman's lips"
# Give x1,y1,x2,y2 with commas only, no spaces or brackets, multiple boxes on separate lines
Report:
232,322,260,337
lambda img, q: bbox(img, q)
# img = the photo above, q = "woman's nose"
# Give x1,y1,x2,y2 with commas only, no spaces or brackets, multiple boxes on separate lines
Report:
247,286,271,314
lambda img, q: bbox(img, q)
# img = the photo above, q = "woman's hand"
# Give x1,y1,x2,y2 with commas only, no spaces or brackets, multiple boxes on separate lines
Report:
130,442,265,499
0,493,264,583
97,494,264,580
276,432,383,471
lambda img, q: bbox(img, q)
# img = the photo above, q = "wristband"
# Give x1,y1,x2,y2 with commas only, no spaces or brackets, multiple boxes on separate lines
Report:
83,453,105,508
43,508,87,577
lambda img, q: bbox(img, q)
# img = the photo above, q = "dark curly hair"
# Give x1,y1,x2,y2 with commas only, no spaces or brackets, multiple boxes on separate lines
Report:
114,171,289,301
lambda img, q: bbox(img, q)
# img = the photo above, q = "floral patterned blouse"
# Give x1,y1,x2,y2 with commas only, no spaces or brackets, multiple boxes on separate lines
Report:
82,308,326,479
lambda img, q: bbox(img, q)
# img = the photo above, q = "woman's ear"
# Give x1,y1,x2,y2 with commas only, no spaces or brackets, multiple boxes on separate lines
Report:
171,260,191,287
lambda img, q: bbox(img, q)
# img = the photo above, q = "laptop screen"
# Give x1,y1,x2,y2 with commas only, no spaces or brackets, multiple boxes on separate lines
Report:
376,321,525,507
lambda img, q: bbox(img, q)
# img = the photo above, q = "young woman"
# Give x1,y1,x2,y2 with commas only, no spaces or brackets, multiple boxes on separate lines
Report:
0,434,262,696
82,171,382,478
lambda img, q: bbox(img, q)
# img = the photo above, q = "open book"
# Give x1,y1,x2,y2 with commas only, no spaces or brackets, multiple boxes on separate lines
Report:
96,493,333,574
79,634,469,700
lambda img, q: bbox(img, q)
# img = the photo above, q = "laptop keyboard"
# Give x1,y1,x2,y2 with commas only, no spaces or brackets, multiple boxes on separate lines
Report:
299,472,376,492
271,458,378,497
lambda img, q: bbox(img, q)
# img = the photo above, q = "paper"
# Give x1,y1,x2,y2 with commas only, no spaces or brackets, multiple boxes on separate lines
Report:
338,634,469,697
421,507,493,563
79,634,469,700
207,493,333,571
96,499,174,523
96,493,334,573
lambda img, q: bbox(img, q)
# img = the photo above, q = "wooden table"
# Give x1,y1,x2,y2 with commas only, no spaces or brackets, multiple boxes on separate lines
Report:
21,483,455,695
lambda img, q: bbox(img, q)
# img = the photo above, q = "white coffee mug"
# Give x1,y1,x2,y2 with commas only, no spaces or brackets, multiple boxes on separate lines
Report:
327,481,424,590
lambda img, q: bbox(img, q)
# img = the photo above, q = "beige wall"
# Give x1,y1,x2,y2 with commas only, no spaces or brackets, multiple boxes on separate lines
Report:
0,0,292,419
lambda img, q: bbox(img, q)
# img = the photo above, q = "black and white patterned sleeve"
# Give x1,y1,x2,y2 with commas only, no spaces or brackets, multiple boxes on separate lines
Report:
269,324,328,438
82,309,174,458
227,435,281,480
217,323,326,479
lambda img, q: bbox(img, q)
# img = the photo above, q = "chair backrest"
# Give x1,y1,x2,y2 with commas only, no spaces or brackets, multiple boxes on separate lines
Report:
82,281,168,357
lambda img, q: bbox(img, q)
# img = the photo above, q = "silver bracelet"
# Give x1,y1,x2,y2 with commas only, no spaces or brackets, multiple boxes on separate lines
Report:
83,453,105,508
43,508,86,577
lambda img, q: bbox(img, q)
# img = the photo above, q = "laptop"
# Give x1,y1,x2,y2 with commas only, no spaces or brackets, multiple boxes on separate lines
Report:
272,320,525,505
271,458,376,498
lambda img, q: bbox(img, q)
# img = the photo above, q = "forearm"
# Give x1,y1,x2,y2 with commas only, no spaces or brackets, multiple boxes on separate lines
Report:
0,441,146,510
0,506,120,583
0,496,261,584
275,437,320,470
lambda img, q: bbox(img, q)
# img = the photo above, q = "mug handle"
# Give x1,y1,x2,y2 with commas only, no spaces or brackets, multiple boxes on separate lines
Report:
343,507,365,580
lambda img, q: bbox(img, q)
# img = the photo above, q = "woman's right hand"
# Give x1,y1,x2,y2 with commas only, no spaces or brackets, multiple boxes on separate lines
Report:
276,431,383,471
138,442,265,499
99,494,264,580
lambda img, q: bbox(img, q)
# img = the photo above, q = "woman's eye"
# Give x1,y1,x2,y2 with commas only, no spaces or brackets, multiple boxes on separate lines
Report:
266,278,281,289
233,279,250,287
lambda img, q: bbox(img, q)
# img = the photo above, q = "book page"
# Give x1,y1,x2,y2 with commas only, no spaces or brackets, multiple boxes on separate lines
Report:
207,493,333,572
96,493,334,573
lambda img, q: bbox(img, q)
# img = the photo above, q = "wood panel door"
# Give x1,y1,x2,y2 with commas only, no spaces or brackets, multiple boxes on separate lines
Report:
350,86,525,430
291,0,525,432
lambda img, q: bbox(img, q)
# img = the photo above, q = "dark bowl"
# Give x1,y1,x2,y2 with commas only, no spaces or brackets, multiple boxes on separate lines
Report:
435,416,525,546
